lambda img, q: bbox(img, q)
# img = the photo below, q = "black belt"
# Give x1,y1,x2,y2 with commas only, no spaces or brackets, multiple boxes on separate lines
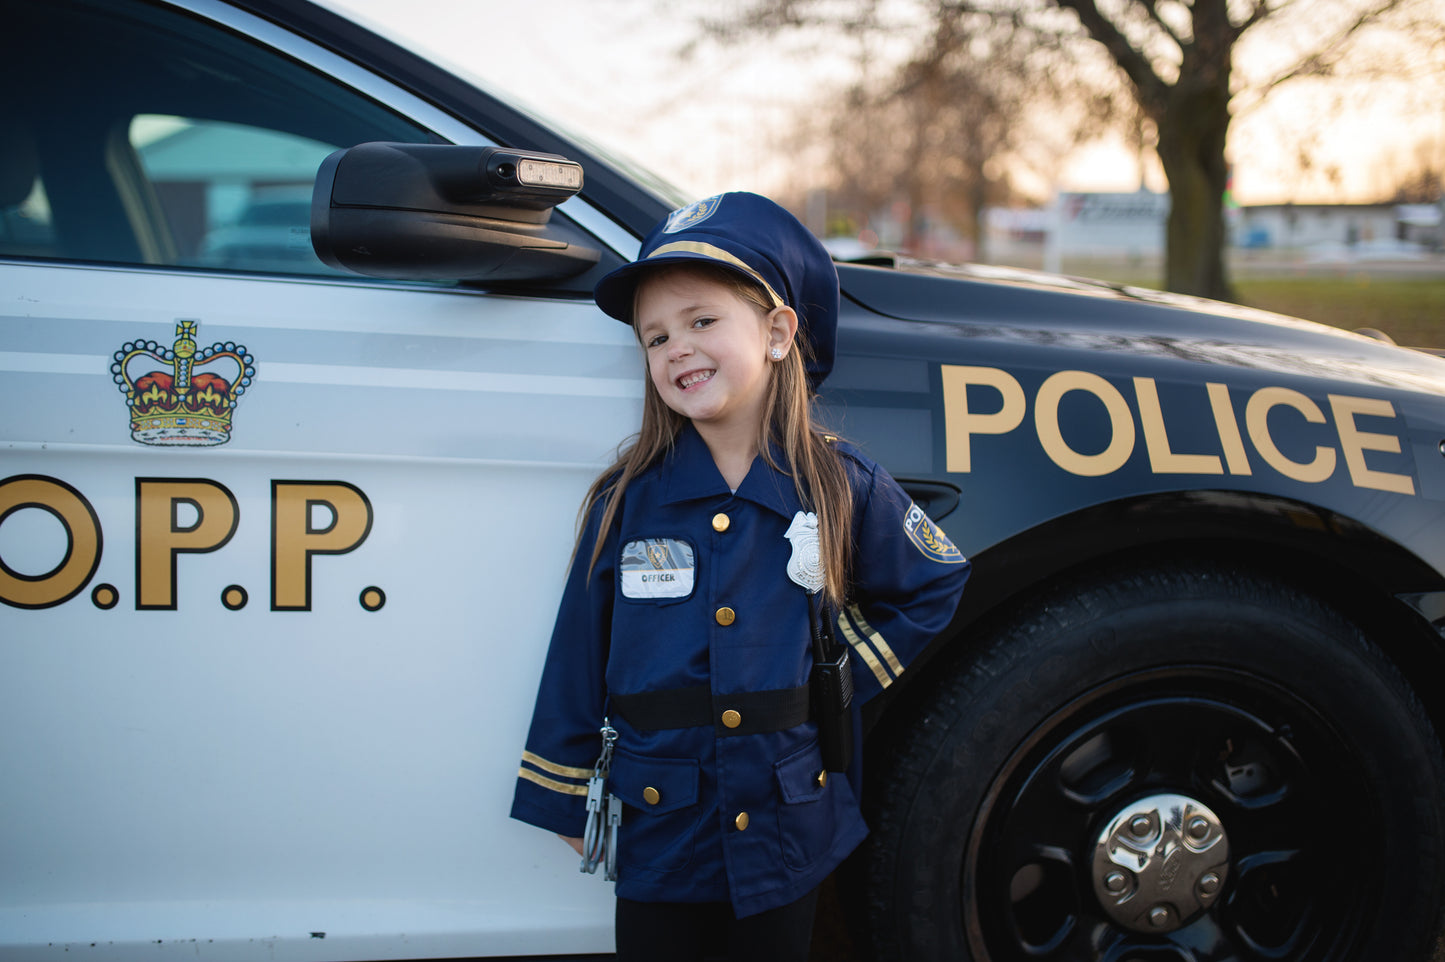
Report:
610,684,810,737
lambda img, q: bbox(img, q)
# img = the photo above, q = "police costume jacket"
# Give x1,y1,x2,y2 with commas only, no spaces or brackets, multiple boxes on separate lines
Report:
510,423,970,917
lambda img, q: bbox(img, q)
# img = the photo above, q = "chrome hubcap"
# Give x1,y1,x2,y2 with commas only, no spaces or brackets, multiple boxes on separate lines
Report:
1090,793,1230,933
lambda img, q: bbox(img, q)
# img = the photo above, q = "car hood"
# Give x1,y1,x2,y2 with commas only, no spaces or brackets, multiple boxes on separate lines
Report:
836,259,1445,398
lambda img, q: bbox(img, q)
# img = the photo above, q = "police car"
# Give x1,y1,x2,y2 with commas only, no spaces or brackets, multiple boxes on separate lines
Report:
3,1,1445,960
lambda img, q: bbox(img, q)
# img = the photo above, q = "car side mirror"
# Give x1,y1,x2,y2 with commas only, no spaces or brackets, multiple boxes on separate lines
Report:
311,142,600,282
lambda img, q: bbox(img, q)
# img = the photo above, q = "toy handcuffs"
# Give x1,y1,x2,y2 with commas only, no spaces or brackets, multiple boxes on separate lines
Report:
580,718,621,881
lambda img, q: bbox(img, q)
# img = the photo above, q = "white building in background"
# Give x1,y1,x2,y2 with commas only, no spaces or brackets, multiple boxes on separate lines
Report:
987,194,1439,270
1233,203,1399,251
1395,204,1442,250
1035,191,1169,272
833,190,1440,268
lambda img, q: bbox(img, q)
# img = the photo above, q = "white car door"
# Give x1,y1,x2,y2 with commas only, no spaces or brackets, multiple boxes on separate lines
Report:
0,1,637,957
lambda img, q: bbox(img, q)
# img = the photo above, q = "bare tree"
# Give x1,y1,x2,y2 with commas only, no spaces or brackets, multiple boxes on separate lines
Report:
1052,0,1425,299
1381,136,1444,203
806,11,1062,260
692,0,1439,301
700,1,1110,263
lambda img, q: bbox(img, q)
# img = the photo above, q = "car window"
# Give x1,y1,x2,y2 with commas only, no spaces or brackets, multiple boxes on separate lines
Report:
132,116,340,274
0,174,51,258
0,0,434,276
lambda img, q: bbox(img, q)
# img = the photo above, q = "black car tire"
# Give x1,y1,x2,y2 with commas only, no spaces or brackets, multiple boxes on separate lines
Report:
863,562,1445,962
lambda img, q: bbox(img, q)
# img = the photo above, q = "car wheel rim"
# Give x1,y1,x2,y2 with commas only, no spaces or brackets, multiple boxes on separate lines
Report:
963,666,1372,961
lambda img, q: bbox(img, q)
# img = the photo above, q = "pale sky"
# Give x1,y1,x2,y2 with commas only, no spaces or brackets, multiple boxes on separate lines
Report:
324,0,1444,207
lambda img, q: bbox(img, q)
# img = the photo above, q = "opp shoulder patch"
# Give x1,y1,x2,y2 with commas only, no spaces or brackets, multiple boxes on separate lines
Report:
903,502,966,564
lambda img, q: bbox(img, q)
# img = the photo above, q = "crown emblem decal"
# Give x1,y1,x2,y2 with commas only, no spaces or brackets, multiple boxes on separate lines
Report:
111,320,256,447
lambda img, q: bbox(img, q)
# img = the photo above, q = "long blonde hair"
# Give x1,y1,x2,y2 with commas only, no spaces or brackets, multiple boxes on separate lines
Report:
581,262,855,607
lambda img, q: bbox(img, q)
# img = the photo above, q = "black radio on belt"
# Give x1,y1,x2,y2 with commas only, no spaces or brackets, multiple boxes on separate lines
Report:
810,601,854,772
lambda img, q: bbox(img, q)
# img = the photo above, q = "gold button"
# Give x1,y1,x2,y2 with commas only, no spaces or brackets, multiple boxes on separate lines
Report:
735,812,750,831
816,771,828,788
721,709,742,729
712,512,730,532
715,607,736,626
643,787,660,806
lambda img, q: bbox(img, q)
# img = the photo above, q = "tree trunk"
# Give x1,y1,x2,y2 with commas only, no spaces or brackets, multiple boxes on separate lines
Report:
967,175,989,263
1053,0,1242,302
1154,85,1235,301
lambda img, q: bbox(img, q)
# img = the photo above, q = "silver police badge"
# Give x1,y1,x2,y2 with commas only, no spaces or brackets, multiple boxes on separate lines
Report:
784,510,825,594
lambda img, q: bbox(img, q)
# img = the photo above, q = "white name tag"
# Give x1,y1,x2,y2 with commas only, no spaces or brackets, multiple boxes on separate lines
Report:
620,538,696,599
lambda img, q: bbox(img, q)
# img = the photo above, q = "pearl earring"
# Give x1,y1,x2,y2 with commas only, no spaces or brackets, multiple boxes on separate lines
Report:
771,347,784,361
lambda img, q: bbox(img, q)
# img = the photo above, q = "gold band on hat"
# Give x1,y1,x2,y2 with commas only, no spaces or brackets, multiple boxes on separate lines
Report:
646,241,785,308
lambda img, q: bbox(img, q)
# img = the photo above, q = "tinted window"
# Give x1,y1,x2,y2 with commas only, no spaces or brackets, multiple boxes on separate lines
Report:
0,0,433,275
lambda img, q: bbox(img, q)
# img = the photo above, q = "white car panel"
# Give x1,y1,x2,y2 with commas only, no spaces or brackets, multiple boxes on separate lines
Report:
3,190,634,962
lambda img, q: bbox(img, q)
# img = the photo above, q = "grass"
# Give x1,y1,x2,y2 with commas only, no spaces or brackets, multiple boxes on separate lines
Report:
1232,275,1445,350
1042,255,1445,350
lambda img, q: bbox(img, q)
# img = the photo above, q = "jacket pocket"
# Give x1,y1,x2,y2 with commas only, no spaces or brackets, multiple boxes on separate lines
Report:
774,738,836,871
610,747,701,873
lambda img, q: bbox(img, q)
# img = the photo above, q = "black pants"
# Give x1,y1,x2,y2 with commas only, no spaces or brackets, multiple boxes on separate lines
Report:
614,887,820,962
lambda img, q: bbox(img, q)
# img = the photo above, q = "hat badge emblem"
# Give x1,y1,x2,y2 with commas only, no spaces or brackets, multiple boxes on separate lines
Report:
663,195,722,234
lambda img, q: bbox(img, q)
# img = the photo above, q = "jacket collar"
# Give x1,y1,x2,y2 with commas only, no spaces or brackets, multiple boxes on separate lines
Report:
661,423,804,520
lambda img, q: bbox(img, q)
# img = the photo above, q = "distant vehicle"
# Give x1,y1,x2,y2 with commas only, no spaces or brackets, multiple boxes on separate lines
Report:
3,0,1445,960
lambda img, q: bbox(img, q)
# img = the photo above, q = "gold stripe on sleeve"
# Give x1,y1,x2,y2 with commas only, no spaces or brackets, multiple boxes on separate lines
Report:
837,609,893,689
521,751,593,780
848,605,905,678
518,766,589,797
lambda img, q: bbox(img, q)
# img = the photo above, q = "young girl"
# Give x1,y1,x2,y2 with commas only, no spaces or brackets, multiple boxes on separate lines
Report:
510,192,970,961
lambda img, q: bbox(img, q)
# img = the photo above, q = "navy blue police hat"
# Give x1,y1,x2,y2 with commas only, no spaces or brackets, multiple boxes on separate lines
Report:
593,192,839,389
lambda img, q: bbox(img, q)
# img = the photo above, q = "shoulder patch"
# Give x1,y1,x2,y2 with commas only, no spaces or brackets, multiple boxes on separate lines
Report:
903,502,966,564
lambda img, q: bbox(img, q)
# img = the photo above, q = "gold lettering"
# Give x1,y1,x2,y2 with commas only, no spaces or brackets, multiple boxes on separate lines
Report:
1328,394,1415,495
1133,377,1223,475
0,475,102,609
272,481,372,611
1206,383,1252,475
1035,371,1135,477
136,479,238,610
1244,387,1336,483
941,365,1026,473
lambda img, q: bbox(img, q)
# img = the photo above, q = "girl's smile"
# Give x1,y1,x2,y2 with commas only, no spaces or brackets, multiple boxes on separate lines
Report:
676,369,715,391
